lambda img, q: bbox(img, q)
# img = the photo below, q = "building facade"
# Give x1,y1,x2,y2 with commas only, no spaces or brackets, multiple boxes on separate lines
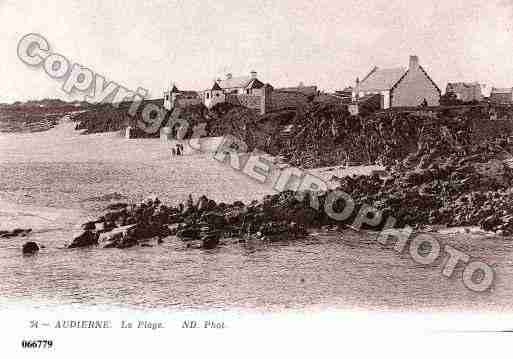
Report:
163,84,201,110
353,55,441,109
446,82,483,102
202,71,265,109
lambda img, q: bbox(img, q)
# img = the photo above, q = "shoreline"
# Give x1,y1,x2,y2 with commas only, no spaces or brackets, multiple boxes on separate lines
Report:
0,200,85,232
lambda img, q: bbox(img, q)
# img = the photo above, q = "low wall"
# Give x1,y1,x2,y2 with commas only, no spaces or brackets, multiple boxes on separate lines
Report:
175,98,202,107
224,90,311,114
268,90,309,112
226,94,262,112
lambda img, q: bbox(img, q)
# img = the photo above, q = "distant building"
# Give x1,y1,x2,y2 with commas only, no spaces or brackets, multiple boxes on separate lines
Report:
446,82,483,102
334,87,354,103
490,87,513,104
202,71,265,109
276,84,318,97
163,83,201,110
353,55,441,109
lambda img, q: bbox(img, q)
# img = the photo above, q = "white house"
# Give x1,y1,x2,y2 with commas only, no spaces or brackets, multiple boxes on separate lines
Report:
202,71,265,108
353,55,441,109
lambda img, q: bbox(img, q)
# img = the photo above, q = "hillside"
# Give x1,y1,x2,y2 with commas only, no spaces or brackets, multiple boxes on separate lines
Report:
5,97,513,174
0,99,88,133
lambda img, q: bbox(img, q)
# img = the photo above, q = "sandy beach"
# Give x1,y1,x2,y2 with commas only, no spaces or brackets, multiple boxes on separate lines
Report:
1,120,512,312
0,119,381,230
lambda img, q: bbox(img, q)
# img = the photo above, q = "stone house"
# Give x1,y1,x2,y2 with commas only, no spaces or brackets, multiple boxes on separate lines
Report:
163,83,201,110
353,55,441,109
200,72,312,114
202,71,265,109
446,82,483,102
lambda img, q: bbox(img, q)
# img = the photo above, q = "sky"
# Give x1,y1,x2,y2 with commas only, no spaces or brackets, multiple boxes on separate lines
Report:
1,0,513,103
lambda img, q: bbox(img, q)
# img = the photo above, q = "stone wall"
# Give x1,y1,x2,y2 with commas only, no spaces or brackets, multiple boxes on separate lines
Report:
224,88,310,114
175,98,203,107
268,90,309,112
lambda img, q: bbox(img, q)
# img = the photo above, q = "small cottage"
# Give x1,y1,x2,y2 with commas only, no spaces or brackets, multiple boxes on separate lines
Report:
353,55,441,109
202,71,265,109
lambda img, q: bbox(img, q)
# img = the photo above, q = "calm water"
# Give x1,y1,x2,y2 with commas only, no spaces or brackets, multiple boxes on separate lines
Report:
1,127,513,312
1,221,513,311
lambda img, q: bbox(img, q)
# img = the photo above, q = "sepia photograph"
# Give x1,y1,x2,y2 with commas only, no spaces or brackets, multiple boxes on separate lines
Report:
1,0,513,357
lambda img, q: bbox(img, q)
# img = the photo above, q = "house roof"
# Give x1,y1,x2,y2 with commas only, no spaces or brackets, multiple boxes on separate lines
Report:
358,67,407,92
217,76,255,89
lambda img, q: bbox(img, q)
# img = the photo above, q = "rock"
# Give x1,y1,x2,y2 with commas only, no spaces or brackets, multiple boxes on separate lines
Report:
1,228,32,238
201,212,227,228
177,227,202,241
201,231,221,249
22,241,39,255
255,221,306,242
104,202,128,211
82,221,97,231
68,230,99,248
99,226,130,248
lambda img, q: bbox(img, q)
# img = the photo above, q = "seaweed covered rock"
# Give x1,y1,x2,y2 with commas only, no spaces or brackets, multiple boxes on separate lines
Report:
22,241,39,255
68,230,99,248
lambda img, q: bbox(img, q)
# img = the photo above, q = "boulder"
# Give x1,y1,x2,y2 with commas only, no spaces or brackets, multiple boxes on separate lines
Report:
22,241,39,255
201,231,221,249
81,221,97,231
68,230,99,248
105,202,128,211
177,227,202,241
201,212,227,228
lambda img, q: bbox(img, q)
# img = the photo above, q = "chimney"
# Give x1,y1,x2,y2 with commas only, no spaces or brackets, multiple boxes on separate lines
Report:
409,55,419,70
226,73,232,80
250,71,257,79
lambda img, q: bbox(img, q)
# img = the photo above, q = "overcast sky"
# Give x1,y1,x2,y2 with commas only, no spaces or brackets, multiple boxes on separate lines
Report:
1,0,513,102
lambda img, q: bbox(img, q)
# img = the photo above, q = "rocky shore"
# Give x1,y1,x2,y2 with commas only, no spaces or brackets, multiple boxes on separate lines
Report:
63,128,513,252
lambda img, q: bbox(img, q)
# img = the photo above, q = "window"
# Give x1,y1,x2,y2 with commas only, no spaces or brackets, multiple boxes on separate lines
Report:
165,95,169,100
206,93,210,99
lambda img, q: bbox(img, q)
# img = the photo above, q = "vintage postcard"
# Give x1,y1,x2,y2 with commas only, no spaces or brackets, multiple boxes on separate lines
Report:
1,0,513,357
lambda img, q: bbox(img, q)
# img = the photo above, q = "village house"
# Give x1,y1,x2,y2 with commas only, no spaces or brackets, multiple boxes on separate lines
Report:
353,55,441,109
490,87,513,104
202,71,265,109
445,82,483,102
163,83,201,110
162,72,315,117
